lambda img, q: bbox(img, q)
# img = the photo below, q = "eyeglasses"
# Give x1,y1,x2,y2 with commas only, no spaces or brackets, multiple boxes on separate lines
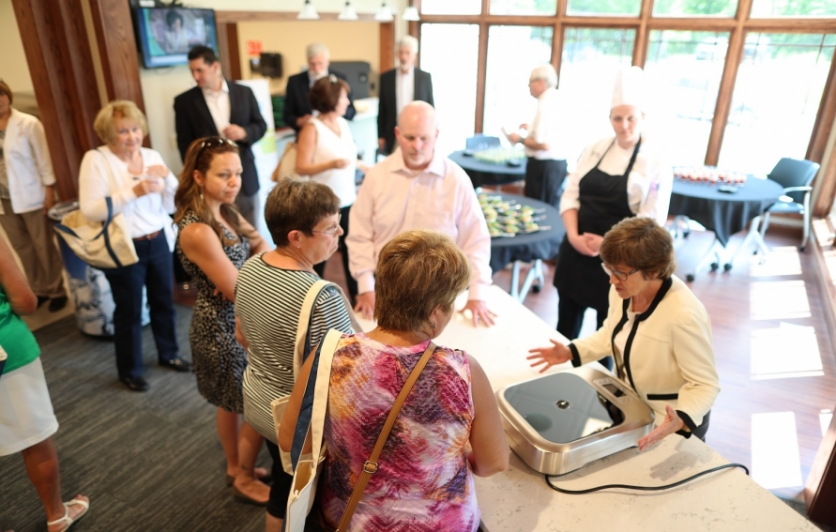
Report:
310,214,342,236
601,263,640,281
196,136,236,161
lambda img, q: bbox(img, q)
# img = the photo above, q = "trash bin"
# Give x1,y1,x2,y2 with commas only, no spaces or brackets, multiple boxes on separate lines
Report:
49,201,150,336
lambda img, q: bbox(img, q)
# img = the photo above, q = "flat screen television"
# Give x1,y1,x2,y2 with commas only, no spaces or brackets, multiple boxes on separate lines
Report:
133,7,218,68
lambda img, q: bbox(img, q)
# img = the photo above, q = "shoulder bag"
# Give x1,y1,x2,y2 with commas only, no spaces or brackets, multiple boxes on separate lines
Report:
54,150,138,269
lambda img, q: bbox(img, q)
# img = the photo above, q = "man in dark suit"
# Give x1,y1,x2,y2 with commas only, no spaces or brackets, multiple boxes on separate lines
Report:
283,43,356,134
377,35,434,155
174,46,267,226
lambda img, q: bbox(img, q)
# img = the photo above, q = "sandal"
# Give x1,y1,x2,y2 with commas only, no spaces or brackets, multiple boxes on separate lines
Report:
225,467,271,487
47,497,89,532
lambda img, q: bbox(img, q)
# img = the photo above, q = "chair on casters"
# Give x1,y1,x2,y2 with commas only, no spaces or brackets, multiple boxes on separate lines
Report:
759,157,820,252
466,134,501,151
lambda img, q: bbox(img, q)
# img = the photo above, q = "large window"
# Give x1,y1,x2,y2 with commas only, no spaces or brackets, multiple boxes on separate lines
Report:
417,2,836,211
420,24,481,157
719,33,835,175
560,28,635,161
644,30,728,165
482,26,553,139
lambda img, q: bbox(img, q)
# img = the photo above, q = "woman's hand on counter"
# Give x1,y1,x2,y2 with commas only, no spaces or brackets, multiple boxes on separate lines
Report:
637,404,686,451
527,339,573,373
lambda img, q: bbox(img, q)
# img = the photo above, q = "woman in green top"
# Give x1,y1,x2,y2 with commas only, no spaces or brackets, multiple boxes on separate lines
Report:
0,236,90,532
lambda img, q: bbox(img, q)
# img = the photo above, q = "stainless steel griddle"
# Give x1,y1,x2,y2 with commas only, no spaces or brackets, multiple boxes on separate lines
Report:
496,366,655,476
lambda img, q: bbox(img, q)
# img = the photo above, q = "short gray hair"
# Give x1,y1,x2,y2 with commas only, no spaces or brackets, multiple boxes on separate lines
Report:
306,43,330,60
530,64,558,89
397,35,419,54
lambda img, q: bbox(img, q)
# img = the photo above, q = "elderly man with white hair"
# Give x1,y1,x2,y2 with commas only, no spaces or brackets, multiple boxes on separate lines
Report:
283,42,356,133
377,35,435,155
506,64,567,207
348,101,496,327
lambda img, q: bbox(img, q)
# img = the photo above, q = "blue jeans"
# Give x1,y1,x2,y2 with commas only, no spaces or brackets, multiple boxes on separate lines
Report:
104,232,178,379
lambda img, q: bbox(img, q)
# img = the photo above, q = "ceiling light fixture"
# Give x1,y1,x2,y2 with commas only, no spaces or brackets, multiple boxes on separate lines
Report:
374,1,394,22
402,1,420,21
297,0,320,20
338,1,359,20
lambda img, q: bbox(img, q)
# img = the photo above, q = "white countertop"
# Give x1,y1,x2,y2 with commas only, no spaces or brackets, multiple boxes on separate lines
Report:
356,285,819,531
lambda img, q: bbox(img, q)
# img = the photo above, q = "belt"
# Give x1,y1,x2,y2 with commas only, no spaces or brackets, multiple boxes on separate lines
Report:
133,230,162,241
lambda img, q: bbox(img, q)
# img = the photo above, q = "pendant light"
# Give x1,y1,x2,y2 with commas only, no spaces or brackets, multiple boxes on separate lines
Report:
402,0,420,21
297,0,320,20
374,1,394,22
338,0,359,20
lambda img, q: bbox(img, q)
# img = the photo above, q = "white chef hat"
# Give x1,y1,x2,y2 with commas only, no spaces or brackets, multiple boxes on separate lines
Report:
611,66,646,111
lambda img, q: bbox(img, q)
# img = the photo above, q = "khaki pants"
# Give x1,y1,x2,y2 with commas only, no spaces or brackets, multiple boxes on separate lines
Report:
0,198,66,298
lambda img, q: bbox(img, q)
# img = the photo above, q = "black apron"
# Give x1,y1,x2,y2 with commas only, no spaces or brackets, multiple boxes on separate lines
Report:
553,138,642,309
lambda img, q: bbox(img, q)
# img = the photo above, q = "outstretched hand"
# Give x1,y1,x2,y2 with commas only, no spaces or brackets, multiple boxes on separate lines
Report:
637,404,685,451
526,339,572,373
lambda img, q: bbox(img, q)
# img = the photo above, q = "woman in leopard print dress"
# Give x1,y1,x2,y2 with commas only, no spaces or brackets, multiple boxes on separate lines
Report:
174,137,271,504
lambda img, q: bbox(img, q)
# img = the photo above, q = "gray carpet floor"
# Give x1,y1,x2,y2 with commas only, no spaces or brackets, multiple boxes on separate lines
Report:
0,305,270,532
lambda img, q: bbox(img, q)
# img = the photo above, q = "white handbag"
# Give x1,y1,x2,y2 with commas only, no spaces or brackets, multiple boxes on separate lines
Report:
284,328,343,532
272,141,300,182
271,280,361,475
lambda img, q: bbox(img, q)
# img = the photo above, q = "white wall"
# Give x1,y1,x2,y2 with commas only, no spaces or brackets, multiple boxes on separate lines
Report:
0,0,33,95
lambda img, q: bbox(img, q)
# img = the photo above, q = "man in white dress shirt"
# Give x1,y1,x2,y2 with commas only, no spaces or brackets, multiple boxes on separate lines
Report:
348,102,495,327
506,64,567,207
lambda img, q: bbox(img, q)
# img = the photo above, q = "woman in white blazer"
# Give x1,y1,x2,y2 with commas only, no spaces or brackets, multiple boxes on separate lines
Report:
0,81,67,311
529,217,719,450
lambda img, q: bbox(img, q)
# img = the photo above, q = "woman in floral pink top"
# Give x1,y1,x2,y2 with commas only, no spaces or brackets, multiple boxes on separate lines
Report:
281,230,509,532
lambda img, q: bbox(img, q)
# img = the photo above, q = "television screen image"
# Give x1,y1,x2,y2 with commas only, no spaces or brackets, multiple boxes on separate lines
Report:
134,7,218,68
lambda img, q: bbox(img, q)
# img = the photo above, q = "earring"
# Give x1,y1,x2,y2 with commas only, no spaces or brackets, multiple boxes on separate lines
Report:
199,188,204,201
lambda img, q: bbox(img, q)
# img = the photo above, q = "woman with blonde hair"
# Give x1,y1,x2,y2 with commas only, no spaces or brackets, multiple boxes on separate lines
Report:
280,229,509,531
79,100,190,392
174,136,271,504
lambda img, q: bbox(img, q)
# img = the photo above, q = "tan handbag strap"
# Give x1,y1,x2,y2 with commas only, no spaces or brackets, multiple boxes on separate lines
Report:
336,341,436,532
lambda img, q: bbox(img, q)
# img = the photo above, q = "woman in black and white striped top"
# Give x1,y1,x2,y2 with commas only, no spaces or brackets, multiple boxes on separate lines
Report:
235,178,353,531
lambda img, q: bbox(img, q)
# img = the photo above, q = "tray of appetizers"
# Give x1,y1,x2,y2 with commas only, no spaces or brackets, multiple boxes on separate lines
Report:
479,194,551,238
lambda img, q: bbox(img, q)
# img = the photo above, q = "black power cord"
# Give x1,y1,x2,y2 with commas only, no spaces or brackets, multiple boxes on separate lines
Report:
545,463,750,494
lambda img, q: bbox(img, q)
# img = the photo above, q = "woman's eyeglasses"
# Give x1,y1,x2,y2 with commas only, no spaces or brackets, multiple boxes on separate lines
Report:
601,263,639,281
310,214,342,236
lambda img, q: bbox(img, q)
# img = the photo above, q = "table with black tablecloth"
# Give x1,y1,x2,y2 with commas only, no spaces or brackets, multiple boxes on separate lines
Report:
450,150,527,188
486,193,565,301
669,177,782,279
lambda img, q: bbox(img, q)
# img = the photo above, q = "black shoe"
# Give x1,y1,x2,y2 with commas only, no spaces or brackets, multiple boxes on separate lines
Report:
159,357,192,372
48,296,68,312
37,296,49,308
120,376,150,392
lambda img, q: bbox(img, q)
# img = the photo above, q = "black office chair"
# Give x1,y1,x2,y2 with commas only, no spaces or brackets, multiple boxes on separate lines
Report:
759,157,820,251
466,134,501,151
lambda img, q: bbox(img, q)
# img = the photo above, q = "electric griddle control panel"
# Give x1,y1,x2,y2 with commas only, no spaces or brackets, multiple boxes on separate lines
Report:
593,377,637,405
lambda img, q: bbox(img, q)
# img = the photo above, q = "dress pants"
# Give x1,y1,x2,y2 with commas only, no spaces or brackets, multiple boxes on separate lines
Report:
557,294,613,371
312,204,358,299
0,199,66,298
524,158,567,207
103,232,179,379
234,191,260,229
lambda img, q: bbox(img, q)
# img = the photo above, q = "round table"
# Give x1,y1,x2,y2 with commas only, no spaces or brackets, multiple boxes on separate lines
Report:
669,177,783,247
669,177,783,280
485,193,565,301
450,150,527,188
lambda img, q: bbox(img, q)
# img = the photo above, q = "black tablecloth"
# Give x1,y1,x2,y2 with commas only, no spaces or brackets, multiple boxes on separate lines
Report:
669,178,783,247
488,194,565,273
450,150,527,188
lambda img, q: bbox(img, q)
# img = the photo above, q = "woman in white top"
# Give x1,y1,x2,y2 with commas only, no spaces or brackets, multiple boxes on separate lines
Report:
0,80,68,312
554,67,672,363
530,217,719,448
295,75,358,297
78,100,192,392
